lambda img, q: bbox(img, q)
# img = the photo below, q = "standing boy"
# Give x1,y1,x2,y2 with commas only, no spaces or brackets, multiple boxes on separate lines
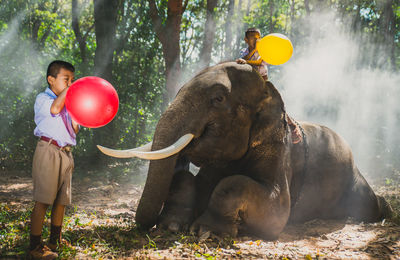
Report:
236,28,302,144
29,60,79,259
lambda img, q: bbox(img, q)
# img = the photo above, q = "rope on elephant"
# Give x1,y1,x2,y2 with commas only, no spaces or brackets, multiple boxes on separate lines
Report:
290,119,309,209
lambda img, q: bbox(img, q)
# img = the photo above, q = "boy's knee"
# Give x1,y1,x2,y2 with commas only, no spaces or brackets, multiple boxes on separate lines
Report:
35,201,50,209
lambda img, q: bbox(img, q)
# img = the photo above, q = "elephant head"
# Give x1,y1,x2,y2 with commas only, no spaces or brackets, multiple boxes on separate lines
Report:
98,62,288,230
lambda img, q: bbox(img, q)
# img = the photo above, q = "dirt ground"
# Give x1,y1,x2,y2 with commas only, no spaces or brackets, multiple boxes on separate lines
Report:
1,169,399,259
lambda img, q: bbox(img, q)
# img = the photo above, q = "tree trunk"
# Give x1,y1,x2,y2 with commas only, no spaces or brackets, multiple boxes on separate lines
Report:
93,0,119,82
269,0,275,32
38,0,58,48
199,0,219,68
30,2,45,44
91,0,121,165
315,0,327,12
235,0,243,52
289,0,295,30
380,0,396,70
72,0,94,75
148,0,187,107
351,0,361,33
115,1,137,56
304,0,310,16
29,1,58,49
224,0,235,60
244,0,251,30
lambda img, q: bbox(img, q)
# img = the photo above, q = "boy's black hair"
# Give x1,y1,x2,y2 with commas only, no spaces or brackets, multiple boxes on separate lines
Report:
245,27,261,38
46,60,75,85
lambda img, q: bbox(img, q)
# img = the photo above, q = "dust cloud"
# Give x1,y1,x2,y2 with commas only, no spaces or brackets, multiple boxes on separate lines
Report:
0,13,46,95
273,12,400,178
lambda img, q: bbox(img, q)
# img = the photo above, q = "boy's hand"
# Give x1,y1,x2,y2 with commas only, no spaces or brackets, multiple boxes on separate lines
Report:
71,119,80,134
236,58,247,64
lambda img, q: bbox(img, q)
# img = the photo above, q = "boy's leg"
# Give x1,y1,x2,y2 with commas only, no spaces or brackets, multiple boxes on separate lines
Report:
30,201,49,249
49,203,65,246
29,141,61,258
30,201,58,259
48,149,74,250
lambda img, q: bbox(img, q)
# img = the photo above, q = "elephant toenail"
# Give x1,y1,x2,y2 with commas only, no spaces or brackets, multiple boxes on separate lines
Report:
199,230,211,241
168,222,180,232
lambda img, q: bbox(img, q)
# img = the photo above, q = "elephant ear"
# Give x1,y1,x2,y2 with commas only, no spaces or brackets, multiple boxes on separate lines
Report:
225,64,268,108
249,80,288,146
262,81,286,115
223,62,286,123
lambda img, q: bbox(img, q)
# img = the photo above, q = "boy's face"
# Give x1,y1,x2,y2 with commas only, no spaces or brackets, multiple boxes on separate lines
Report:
245,32,260,49
48,68,75,96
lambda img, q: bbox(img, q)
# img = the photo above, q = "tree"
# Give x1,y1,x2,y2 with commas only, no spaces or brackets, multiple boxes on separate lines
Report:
72,0,95,75
379,0,396,70
224,0,235,59
268,0,275,32
93,0,121,82
199,0,219,68
148,0,188,105
304,0,310,16
29,0,58,50
90,0,122,164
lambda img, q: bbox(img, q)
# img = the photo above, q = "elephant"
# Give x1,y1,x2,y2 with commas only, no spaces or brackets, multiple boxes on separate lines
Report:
98,62,391,240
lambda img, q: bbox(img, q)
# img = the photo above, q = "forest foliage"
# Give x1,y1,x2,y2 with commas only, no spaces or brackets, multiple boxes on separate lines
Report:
0,0,399,170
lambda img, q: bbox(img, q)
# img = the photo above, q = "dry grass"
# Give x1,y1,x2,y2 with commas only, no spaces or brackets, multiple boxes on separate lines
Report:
1,169,399,259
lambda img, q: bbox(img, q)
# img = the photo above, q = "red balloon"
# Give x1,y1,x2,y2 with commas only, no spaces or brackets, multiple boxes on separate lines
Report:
65,76,119,128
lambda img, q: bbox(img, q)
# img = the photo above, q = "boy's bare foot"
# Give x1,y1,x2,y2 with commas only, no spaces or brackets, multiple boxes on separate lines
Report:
29,243,58,259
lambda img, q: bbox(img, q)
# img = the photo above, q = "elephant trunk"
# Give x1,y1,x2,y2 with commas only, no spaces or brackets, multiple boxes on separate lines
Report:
135,153,179,229
135,104,201,229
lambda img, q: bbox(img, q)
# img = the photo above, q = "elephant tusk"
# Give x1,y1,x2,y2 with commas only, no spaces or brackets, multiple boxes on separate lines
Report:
97,134,194,160
96,141,152,158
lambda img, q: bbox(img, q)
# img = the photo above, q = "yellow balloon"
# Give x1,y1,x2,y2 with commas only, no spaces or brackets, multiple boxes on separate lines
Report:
256,33,293,65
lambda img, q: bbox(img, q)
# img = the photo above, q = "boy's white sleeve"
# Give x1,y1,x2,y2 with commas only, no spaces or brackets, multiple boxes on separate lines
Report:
34,94,60,122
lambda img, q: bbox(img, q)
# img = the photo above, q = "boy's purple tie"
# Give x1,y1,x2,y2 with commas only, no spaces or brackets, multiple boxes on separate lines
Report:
61,107,75,138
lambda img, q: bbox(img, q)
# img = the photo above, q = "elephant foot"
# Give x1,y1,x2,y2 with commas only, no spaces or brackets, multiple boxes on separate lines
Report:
190,210,238,238
159,207,193,232
190,175,289,240
377,195,393,220
158,170,196,233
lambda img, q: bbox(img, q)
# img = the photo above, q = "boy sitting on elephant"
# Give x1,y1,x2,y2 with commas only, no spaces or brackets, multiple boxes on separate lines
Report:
236,27,302,144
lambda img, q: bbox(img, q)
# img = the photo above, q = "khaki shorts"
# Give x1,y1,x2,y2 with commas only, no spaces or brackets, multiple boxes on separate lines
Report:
32,140,74,205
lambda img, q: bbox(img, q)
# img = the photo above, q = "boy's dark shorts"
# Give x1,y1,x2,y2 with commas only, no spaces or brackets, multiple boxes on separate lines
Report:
32,140,74,205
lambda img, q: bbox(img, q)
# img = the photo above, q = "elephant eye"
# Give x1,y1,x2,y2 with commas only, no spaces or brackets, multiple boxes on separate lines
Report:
212,95,225,105
215,96,225,102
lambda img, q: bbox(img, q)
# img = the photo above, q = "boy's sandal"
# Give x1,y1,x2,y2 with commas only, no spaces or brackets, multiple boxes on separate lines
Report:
48,239,72,252
29,243,58,260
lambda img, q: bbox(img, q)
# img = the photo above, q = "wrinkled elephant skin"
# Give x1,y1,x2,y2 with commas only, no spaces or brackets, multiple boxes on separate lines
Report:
134,62,391,239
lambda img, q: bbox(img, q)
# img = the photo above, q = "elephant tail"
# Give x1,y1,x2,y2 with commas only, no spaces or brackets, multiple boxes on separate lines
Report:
376,195,394,220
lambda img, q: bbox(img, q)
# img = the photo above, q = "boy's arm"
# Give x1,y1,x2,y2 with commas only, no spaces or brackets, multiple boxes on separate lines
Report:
236,58,247,64
246,59,263,66
72,119,80,134
236,59,263,65
50,87,68,115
